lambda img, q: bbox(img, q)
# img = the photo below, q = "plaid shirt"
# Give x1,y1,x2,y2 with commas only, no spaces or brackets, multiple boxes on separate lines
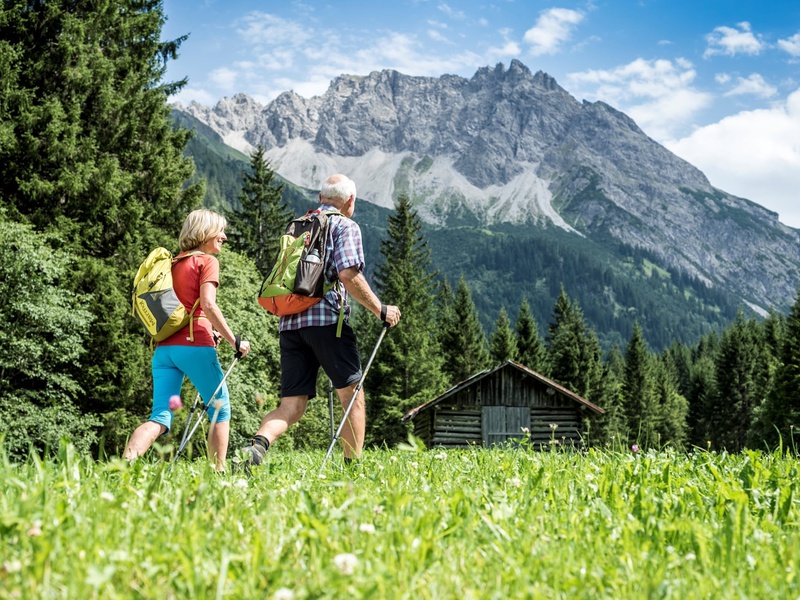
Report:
279,205,365,332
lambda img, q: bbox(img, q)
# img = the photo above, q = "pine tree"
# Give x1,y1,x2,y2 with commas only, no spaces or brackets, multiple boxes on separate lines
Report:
515,298,548,373
0,1,206,452
754,286,800,450
622,321,660,448
591,345,629,448
546,287,602,401
366,195,447,446
439,276,490,385
687,353,717,449
711,312,770,451
654,352,689,448
490,307,517,364
0,0,200,259
226,145,291,276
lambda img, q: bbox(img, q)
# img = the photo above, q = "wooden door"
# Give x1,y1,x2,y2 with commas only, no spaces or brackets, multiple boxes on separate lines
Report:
481,406,530,447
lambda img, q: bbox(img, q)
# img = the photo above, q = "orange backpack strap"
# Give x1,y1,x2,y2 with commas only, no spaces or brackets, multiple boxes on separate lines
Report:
173,251,205,343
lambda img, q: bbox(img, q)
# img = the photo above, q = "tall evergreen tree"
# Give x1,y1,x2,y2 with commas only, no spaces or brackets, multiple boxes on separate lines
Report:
515,298,548,373
591,346,629,448
439,276,490,385
226,145,291,276
490,306,517,364
686,353,717,449
0,0,200,258
753,286,800,450
711,312,770,451
546,287,602,401
0,1,207,453
622,321,660,448
366,195,447,446
654,352,689,449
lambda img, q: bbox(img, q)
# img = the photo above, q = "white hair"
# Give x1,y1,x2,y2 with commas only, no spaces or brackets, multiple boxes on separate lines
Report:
320,174,357,203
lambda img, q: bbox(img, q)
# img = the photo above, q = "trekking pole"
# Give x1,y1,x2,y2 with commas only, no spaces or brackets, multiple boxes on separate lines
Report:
320,322,389,473
328,379,335,442
168,351,241,471
175,389,202,458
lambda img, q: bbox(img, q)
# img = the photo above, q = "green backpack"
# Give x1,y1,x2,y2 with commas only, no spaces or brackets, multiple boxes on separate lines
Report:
132,248,202,345
258,210,342,317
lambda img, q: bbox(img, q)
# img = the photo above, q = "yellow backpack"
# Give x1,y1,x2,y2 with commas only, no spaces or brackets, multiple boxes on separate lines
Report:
131,248,202,345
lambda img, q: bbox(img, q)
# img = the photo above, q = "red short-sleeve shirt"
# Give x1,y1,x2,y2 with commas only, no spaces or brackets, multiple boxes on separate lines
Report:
158,252,219,347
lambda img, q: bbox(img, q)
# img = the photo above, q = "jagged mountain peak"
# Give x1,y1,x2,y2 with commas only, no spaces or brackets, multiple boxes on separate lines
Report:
176,60,800,311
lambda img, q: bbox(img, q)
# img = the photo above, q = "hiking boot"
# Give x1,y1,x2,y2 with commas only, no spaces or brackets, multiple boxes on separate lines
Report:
237,435,269,466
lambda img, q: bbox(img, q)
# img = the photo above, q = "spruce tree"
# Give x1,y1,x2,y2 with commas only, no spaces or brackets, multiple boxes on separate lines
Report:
546,287,602,401
711,312,770,451
622,321,660,448
516,298,548,373
754,286,800,450
439,276,490,385
654,352,689,449
366,195,447,447
0,0,200,258
591,346,629,448
490,306,517,364
226,145,291,276
687,353,717,449
0,1,206,452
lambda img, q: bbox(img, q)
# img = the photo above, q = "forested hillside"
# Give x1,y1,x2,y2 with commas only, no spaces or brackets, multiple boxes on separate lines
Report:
176,110,744,352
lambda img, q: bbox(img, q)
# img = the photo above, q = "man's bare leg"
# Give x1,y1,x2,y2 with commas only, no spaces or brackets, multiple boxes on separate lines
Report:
336,383,365,459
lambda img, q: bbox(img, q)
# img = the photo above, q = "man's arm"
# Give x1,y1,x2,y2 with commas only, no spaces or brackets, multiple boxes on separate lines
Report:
339,266,401,327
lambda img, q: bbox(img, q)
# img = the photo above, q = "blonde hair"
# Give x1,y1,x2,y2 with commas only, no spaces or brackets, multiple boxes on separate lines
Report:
179,209,227,251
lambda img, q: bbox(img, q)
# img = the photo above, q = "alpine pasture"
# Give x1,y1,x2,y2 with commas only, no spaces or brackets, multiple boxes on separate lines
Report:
2,440,799,599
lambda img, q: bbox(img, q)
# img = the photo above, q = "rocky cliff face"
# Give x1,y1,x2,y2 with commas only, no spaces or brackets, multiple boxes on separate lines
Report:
178,60,800,311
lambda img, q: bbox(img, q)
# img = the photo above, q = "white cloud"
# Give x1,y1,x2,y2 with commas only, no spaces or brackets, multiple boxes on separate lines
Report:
566,58,712,140
486,39,521,62
723,73,777,98
704,22,764,58
237,12,311,47
523,8,584,57
666,90,800,228
437,3,466,20
428,29,451,43
778,33,800,58
169,87,219,107
209,67,238,91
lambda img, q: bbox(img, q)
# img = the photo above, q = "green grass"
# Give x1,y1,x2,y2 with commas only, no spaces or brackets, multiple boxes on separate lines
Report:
2,442,800,599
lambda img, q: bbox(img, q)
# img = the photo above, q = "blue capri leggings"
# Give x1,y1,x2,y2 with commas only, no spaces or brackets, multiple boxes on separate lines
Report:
150,345,231,432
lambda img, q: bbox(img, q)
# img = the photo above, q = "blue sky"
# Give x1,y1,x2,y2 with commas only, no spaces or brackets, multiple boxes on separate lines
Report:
162,0,800,228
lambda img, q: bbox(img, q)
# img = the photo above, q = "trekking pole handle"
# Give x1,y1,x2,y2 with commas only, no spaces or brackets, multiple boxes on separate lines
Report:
380,304,387,323
234,334,243,359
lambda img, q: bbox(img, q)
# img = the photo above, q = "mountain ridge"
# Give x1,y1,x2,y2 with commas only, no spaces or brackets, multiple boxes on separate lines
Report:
175,59,800,314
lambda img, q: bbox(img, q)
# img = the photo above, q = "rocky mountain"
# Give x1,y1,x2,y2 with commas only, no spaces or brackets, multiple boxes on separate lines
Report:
176,59,800,314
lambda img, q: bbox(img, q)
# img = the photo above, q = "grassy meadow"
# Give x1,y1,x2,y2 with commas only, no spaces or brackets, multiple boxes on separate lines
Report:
1,440,800,599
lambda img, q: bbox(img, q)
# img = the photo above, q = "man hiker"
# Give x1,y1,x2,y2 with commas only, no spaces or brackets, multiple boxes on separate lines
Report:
240,174,401,465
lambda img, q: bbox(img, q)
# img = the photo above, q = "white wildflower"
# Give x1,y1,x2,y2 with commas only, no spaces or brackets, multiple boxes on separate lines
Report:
333,553,358,575
359,523,376,534
273,588,295,600
3,560,22,573
100,492,115,502
234,478,248,489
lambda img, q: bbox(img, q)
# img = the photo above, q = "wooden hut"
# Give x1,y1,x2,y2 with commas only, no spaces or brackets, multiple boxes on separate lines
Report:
402,360,604,449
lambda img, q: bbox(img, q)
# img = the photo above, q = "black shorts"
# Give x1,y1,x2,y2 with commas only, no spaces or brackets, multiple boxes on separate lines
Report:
279,323,362,399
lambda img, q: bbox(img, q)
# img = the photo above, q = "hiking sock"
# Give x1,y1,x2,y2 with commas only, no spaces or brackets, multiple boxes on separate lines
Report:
253,435,270,452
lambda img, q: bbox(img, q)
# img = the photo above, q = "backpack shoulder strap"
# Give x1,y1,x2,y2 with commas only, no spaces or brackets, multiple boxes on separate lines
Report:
172,249,204,264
